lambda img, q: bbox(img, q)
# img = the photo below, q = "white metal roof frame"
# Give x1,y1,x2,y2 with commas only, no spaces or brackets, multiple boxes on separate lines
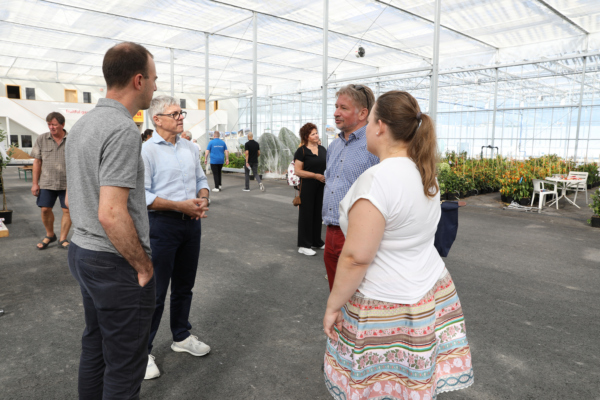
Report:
2,0,600,148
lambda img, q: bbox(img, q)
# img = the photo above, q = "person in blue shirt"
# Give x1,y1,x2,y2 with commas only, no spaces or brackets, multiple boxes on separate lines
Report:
142,95,211,380
322,84,379,290
204,131,229,192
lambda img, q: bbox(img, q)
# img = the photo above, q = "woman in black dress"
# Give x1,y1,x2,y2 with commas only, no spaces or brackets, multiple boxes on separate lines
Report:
294,123,327,256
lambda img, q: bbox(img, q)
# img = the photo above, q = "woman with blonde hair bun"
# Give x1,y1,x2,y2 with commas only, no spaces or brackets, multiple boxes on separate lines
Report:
323,91,474,399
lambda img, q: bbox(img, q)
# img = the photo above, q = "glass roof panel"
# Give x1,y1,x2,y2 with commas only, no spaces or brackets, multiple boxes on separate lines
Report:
0,0,598,97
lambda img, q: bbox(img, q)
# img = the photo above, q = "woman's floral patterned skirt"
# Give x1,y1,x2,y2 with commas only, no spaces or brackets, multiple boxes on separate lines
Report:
324,269,473,400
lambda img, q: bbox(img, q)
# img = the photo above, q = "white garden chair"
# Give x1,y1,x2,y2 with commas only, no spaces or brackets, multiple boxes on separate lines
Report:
567,171,588,204
531,179,558,209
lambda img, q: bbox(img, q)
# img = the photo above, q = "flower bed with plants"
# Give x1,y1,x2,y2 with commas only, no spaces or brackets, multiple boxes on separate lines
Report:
438,152,600,204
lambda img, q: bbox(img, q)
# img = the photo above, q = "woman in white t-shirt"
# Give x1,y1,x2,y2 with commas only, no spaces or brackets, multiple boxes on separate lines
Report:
322,91,473,400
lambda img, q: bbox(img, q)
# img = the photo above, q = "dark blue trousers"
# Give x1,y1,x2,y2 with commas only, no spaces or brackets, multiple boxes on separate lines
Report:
68,242,155,400
147,213,201,353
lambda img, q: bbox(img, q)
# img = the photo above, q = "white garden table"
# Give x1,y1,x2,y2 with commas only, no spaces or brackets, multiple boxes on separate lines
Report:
544,176,585,209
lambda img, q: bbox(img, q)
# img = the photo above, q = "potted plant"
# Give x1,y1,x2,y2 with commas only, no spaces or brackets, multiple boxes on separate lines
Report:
589,189,600,228
0,128,13,224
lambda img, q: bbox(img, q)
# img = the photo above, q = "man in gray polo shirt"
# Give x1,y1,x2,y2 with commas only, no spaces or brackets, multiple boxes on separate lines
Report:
66,42,157,400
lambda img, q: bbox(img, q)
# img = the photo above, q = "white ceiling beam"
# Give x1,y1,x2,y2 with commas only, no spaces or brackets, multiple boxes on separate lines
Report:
37,0,385,69
373,0,498,50
533,0,588,35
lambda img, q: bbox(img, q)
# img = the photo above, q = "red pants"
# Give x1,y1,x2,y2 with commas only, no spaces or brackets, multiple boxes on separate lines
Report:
324,225,346,291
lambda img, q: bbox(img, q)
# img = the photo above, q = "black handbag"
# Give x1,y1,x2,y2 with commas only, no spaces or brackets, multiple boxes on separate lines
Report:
434,201,459,258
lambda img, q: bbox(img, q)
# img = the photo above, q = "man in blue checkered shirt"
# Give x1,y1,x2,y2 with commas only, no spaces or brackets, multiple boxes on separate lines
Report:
322,84,379,290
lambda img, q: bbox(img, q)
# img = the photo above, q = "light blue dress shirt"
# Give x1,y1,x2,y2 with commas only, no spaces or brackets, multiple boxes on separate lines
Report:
142,133,210,208
322,125,380,226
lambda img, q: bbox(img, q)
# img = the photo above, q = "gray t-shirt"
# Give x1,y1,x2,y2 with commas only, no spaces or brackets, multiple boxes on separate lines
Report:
66,98,151,257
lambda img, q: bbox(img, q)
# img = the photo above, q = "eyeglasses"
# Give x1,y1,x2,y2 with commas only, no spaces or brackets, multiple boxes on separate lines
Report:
353,84,371,112
156,111,187,120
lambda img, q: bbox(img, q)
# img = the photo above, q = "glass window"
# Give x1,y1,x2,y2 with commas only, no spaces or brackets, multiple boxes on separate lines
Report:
585,140,600,162
83,92,91,103
10,135,19,146
25,87,35,100
180,98,186,109
21,135,32,148
6,85,20,99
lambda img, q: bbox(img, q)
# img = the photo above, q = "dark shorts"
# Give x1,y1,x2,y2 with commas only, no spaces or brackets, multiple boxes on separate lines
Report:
36,189,67,209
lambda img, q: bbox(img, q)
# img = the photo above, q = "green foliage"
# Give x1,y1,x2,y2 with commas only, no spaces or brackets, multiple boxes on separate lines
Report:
436,153,600,201
576,163,600,185
0,128,12,169
228,152,246,169
589,189,600,217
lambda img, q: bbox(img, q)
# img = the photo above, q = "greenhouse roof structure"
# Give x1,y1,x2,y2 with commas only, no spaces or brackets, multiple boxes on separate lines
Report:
2,0,600,99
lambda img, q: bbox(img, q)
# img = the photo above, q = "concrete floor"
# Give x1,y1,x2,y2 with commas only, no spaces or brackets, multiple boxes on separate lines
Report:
0,166,599,400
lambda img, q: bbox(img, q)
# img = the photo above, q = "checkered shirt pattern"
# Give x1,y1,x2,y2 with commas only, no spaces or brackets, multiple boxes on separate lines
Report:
322,125,380,226
30,132,68,190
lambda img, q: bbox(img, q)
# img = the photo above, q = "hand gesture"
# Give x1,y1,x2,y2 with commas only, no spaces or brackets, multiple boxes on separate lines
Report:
179,198,208,219
323,308,344,342
31,183,40,197
197,197,210,219
315,174,326,183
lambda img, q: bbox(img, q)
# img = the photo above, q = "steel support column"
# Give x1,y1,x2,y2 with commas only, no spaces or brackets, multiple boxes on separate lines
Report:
584,73,596,162
5,117,11,148
428,0,441,121
574,56,587,161
204,33,209,150
170,48,175,97
322,0,329,148
491,68,499,148
299,92,302,128
269,94,273,133
252,12,258,137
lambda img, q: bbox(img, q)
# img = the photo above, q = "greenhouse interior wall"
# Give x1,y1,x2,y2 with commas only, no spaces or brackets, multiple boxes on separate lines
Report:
238,55,600,163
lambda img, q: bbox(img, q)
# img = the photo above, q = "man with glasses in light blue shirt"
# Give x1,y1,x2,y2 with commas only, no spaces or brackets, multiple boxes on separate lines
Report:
142,95,211,380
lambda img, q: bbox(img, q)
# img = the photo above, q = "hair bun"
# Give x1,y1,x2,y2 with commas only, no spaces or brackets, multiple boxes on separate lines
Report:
416,112,422,121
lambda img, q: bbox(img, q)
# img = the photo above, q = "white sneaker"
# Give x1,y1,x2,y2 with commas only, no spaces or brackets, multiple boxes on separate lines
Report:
312,245,325,250
145,354,160,380
212,188,220,192
259,183,265,191
243,189,250,192
171,335,211,356
298,247,317,256
219,185,223,189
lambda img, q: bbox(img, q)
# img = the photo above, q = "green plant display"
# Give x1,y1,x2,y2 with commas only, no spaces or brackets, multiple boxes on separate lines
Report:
589,189,600,217
228,151,246,169
437,151,600,201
